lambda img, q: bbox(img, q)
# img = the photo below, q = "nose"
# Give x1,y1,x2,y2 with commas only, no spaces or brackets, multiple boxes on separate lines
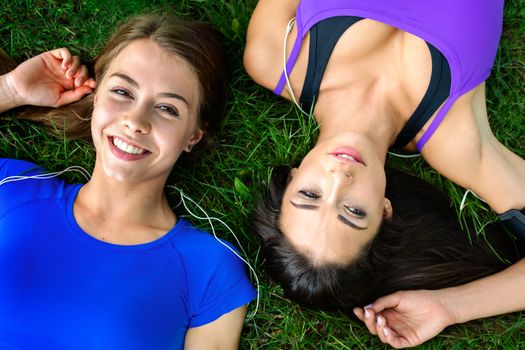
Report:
121,106,151,134
329,168,352,179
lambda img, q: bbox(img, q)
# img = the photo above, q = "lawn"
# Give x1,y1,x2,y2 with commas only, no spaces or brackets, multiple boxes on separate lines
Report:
1,0,524,349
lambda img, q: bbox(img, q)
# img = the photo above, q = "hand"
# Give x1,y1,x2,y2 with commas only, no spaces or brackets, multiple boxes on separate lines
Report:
5,48,96,108
353,290,457,348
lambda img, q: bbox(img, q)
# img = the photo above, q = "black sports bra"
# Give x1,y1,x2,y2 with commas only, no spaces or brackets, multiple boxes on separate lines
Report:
299,16,451,149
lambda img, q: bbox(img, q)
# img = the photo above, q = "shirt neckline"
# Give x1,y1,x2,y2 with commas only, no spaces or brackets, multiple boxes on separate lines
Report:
65,184,188,251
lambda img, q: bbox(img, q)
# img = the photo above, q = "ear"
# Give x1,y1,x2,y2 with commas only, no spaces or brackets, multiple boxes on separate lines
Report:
383,198,393,220
184,128,204,152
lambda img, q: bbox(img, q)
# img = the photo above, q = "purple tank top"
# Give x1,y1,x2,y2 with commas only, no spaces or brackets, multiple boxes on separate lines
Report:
274,0,503,151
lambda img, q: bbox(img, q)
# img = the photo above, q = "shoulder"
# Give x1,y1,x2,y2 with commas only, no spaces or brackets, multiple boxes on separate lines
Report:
0,158,75,215
420,83,493,186
173,219,246,273
244,0,300,90
0,158,46,178
172,219,256,327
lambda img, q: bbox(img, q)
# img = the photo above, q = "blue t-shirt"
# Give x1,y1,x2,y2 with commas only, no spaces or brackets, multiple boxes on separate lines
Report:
0,158,256,350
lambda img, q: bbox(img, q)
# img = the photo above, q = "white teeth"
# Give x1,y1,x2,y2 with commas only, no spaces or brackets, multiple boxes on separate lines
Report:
112,137,146,155
336,153,356,161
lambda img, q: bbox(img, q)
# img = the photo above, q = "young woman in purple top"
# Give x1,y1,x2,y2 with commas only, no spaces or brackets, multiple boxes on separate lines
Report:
244,0,525,347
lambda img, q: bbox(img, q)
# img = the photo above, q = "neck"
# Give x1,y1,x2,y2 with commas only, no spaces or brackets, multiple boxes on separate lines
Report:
314,83,401,164
75,162,175,242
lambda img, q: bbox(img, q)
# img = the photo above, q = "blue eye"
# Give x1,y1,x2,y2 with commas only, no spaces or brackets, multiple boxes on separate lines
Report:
299,190,320,199
157,104,180,118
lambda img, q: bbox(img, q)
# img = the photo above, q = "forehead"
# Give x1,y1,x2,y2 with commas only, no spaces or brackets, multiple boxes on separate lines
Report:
105,39,200,104
280,201,362,264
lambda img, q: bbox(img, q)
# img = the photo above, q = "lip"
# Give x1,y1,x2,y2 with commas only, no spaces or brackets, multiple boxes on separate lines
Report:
108,136,151,161
329,147,366,165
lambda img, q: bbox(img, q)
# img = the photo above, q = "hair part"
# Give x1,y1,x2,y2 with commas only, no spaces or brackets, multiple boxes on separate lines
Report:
252,165,520,314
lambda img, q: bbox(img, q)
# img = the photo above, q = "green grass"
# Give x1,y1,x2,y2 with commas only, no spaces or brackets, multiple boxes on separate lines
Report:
1,0,524,348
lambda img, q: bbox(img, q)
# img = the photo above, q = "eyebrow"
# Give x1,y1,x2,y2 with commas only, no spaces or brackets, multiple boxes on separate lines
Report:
289,200,319,210
290,201,368,230
110,73,189,106
337,214,368,231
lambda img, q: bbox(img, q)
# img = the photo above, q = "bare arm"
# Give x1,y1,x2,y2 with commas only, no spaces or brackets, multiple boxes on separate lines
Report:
0,48,96,114
183,305,247,350
420,83,525,213
354,257,525,348
244,0,299,91
353,83,525,348
0,73,20,112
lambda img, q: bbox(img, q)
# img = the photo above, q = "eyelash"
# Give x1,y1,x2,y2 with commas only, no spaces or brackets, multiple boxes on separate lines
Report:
344,205,366,218
157,104,180,118
109,88,180,118
110,87,132,99
299,190,320,199
298,189,366,218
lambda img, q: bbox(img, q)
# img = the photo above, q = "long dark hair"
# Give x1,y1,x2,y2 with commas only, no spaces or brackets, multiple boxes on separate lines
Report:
1,14,228,153
252,165,520,314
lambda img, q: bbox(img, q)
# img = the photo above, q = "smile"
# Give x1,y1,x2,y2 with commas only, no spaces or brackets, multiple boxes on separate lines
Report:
329,147,366,166
112,137,146,155
108,136,151,161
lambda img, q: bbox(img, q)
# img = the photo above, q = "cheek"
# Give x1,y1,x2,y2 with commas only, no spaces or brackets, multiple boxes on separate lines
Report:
91,99,124,132
153,125,186,156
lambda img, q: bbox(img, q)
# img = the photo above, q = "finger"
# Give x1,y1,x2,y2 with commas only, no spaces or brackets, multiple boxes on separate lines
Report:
353,308,365,321
50,48,73,70
55,86,94,107
74,65,90,87
362,307,378,336
375,315,411,349
375,315,388,343
83,78,97,89
378,327,411,348
369,292,402,313
67,56,81,79
375,316,395,347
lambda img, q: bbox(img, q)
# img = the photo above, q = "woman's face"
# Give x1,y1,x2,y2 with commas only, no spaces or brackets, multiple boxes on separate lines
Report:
91,39,203,184
280,132,392,264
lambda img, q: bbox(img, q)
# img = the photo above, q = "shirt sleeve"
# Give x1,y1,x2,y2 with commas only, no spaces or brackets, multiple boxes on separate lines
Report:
0,158,45,179
0,159,44,216
178,226,257,328
0,159,62,218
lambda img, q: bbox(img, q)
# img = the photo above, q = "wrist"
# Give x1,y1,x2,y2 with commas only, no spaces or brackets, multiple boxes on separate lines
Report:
0,73,23,111
438,285,478,325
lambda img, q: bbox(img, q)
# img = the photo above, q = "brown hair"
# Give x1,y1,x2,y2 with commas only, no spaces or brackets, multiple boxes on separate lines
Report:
252,165,520,313
10,14,228,152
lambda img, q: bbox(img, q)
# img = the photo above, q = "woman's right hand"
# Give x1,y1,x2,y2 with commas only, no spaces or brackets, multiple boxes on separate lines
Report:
353,290,456,348
3,48,96,108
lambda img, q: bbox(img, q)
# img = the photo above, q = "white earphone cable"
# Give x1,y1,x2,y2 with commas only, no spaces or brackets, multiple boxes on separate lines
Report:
1,168,260,317
168,185,260,318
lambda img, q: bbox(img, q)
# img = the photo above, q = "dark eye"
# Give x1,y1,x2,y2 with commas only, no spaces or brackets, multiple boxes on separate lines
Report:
110,88,132,99
299,190,320,199
157,104,180,118
344,205,366,218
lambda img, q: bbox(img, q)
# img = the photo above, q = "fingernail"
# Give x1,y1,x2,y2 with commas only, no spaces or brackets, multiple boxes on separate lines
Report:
365,304,373,308
383,328,389,337
364,309,370,319
376,316,384,326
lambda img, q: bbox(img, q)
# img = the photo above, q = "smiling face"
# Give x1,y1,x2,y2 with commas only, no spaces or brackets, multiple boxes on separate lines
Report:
280,132,392,264
91,39,203,184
